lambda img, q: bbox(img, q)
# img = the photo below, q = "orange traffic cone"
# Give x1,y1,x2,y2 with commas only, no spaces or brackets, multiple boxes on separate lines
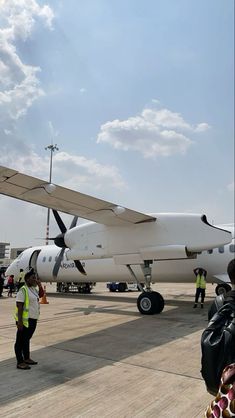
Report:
40,285,49,304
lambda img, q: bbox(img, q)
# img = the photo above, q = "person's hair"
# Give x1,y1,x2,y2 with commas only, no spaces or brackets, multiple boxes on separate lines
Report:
24,268,35,281
227,259,235,285
20,269,23,272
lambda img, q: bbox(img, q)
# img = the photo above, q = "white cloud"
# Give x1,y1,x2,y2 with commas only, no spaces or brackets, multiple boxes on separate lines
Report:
194,123,211,132
227,182,234,192
97,106,209,158
48,121,59,139
4,129,12,135
54,152,126,191
151,98,160,105
0,150,126,193
0,0,54,121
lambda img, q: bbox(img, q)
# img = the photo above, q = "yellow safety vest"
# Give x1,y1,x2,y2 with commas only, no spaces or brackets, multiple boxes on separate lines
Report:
14,285,29,328
18,271,25,284
196,274,206,289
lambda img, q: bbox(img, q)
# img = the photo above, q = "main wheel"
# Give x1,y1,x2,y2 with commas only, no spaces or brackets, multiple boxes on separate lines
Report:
215,283,231,296
137,291,165,315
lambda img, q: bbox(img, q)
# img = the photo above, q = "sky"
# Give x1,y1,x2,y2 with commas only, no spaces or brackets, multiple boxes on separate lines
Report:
0,0,234,249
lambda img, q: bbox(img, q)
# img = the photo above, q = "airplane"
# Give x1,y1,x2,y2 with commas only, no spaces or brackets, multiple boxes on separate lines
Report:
0,164,232,314
5,223,235,294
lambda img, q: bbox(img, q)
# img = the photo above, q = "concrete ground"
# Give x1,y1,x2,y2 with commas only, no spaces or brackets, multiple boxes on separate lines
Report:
0,282,214,417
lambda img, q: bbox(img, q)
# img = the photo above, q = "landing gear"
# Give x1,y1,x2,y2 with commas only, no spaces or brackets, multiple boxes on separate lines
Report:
126,261,165,315
137,291,164,314
215,283,232,296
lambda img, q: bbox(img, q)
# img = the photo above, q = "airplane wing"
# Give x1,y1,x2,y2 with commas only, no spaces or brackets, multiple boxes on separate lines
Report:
0,165,156,226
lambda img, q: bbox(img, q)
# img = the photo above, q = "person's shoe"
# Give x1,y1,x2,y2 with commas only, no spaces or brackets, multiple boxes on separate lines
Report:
17,362,31,370
201,304,204,309
193,304,197,308
24,359,38,365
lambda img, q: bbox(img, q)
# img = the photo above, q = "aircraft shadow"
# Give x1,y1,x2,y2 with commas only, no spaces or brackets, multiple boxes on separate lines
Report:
0,295,209,406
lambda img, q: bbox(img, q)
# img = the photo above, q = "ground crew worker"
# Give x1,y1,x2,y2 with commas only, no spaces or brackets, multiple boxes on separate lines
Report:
193,267,207,308
17,269,25,290
14,269,44,370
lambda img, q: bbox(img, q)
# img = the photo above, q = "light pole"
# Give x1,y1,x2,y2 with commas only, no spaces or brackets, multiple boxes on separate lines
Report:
45,143,59,245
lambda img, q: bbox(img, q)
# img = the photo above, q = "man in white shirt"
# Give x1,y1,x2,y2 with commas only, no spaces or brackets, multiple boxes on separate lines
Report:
14,269,44,370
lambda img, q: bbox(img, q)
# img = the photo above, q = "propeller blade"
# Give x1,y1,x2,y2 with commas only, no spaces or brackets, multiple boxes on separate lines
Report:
69,216,78,229
74,259,87,275
52,211,85,276
35,237,56,240
53,248,65,278
52,210,67,234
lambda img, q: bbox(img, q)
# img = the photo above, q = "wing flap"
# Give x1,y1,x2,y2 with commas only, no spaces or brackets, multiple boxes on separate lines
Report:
0,165,156,226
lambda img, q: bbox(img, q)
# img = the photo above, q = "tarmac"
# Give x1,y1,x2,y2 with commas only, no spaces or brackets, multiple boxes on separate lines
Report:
0,282,215,418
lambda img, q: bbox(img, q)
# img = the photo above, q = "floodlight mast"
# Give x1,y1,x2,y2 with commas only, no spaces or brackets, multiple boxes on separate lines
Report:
45,144,59,245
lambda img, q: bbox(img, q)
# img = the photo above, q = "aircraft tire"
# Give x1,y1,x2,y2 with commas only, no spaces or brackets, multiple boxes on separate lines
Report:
137,291,164,315
153,291,165,314
215,283,232,296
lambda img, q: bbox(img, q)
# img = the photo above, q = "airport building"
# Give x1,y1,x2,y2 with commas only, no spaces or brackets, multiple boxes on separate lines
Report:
0,245,28,269
0,242,10,259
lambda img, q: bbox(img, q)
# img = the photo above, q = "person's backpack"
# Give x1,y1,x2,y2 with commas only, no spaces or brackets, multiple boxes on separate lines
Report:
201,301,235,396
207,294,225,321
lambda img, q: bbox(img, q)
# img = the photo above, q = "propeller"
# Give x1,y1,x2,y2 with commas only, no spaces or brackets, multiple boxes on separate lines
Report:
52,210,86,278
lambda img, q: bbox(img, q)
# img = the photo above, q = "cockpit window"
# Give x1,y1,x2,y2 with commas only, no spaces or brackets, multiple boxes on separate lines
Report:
48,256,52,262
207,249,213,254
42,257,46,262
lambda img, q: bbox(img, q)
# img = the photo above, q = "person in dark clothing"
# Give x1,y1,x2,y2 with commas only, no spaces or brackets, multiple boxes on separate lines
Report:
7,275,15,297
208,258,235,321
193,267,207,308
0,271,5,297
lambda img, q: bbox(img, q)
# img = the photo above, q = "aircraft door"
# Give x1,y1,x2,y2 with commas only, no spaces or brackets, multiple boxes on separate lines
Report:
29,250,41,274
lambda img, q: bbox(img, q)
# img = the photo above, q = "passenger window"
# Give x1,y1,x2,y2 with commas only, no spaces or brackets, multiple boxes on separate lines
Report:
207,249,213,254
48,256,52,262
42,257,46,262
229,244,235,253
218,246,224,253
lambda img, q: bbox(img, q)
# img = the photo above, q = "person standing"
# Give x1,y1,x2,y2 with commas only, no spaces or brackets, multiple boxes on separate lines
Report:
193,267,207,308
7,275,15,297
0,271,5,297
14,269,44,370
17,269,25,290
